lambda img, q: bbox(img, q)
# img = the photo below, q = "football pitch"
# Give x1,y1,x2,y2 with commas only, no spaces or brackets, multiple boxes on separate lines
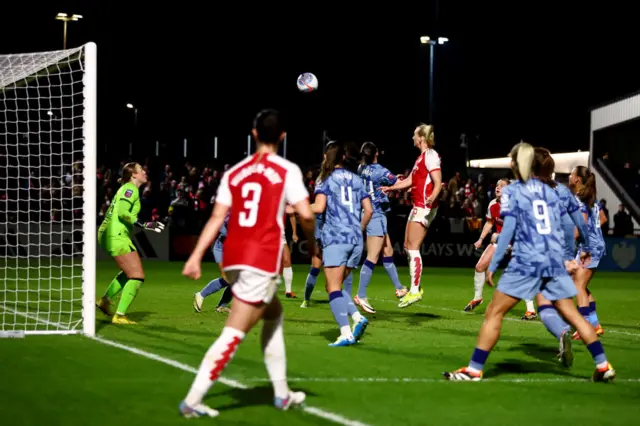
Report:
2,261,640,426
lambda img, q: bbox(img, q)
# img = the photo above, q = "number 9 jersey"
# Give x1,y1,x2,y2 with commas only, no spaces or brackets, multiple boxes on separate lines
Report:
215,153,309,275
499,178,567,277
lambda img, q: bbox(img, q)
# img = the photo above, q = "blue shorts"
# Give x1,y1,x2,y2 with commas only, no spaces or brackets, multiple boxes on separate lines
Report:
212,240,223,264
323,243,363,268
576,248,604,269
366,212,388,237
497,271,577,301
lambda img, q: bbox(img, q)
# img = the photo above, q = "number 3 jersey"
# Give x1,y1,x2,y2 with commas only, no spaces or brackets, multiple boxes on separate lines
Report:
357,163,397,214
499,178,566,277
215,153,309,275
315,168,370,247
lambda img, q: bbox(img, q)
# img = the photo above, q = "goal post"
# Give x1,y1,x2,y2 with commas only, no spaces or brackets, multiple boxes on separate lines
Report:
0,42,97,336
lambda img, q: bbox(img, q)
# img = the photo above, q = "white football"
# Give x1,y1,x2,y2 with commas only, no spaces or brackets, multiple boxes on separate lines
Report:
297,72,318,92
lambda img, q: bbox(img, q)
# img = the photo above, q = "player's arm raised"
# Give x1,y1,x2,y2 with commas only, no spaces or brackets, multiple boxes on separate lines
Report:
380,174,412,193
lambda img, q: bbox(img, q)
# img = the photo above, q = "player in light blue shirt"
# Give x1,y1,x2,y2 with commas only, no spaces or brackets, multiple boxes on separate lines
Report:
311,141,373,347
445,142,615,382
355,142,408,314
569,166,608,337
529,147,593,367
193,212,232,313
300,142,356,308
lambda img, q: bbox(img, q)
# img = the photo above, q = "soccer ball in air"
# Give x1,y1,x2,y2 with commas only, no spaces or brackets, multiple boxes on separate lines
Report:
297,72,318,92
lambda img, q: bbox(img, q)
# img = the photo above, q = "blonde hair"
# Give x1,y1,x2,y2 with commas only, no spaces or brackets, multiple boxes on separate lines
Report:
416,124,435,147
509,142,534,182
118,162,140,185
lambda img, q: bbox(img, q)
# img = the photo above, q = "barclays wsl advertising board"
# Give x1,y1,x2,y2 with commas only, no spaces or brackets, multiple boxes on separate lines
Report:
598,238,640,272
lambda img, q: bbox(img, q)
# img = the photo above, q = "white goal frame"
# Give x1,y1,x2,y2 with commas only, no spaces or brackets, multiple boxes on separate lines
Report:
0,42,96,336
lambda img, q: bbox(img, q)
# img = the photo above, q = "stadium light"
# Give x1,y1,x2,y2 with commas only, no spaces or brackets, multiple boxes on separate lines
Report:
55,13,83,49
47,111,53,116
126,103,134,109
419,35,449,124
126,103,138,128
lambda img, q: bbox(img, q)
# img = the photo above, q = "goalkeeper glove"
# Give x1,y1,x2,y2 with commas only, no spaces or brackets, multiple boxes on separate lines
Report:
136,221,165,233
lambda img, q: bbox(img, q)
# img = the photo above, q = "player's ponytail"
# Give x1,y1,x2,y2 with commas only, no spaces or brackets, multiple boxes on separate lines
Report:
119,162,138,185
360,142,377,165
532,146,557,188
575,165,597,207
509,141,534,182
318,142,345,182
417,124,435,148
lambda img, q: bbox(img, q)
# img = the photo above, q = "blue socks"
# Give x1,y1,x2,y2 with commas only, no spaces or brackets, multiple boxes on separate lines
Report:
383,256,403,290
468,348,490,371
589,301,600,327
200,277,228,298
343,290,358,316
538,305,571,340
343,272,354,296
578,306,591,324
328,291,350,328
304,267,320,301
217,286,233,307
357,260,375,298
587,340,608,366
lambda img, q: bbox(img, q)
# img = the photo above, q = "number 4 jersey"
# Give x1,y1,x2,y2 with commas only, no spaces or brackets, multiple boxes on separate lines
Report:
499,178,567,277
215,153,309,275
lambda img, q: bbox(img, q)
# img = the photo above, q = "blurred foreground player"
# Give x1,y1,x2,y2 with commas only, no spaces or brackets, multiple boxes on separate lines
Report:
179,109,316,417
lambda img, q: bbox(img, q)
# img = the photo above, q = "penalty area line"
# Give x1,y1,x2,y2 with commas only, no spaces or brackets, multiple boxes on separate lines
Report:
89,335,372,426
1,306,372,426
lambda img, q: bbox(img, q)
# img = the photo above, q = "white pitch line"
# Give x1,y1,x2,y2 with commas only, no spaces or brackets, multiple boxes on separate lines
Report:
230,376,640,384
0,306,371,426
369,297,640,338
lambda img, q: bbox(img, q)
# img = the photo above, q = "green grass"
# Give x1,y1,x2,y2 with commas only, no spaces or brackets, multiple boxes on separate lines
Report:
2,261,640,425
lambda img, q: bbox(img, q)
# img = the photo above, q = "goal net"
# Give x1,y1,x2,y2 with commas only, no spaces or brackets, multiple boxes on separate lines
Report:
0,43,96,336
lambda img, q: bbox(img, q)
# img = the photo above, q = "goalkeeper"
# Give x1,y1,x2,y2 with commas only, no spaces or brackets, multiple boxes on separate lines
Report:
96,162,164,324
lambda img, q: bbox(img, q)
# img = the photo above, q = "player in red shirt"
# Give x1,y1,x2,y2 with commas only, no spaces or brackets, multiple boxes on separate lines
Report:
179,109,316,418
464,178,509,312
380,124,442,308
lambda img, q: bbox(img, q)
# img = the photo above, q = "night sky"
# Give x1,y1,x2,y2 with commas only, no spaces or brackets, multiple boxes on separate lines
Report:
1,1,638,174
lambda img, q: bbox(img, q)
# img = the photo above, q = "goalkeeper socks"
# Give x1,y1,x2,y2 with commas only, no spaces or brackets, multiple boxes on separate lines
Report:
283,267,293,293
200,277,228,298
538,305,570,340
407,250,422,294
357,260,375,299
185,326,245,407
115,278,144,316
304,267,320,301
382,256,404,290
473,271,485,300
217,286,233,308
261,313,290,399
343,271,354,296
104,271,128,300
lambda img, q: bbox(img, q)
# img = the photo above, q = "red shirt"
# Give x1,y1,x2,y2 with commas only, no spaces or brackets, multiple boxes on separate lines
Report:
216,153,308,275
486,198,503,233
410,148,441,209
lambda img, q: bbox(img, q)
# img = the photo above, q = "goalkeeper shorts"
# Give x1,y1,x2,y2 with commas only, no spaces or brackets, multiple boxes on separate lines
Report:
99,234,137,257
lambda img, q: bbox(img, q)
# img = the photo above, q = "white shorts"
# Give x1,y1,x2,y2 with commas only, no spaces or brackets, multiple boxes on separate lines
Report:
227,269,281,305
281,234,287,245
408,206,438,227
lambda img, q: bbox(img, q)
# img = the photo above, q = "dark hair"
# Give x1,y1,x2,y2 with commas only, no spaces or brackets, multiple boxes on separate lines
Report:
318,142,346,182
532,147,557,188
343,140,360,173
574,165,597,207
253,108,284,144
360,142,377,165
118,162,139,185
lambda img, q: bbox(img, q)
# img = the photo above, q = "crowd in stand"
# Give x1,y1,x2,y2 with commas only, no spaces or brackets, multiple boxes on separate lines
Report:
94,157,637,238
